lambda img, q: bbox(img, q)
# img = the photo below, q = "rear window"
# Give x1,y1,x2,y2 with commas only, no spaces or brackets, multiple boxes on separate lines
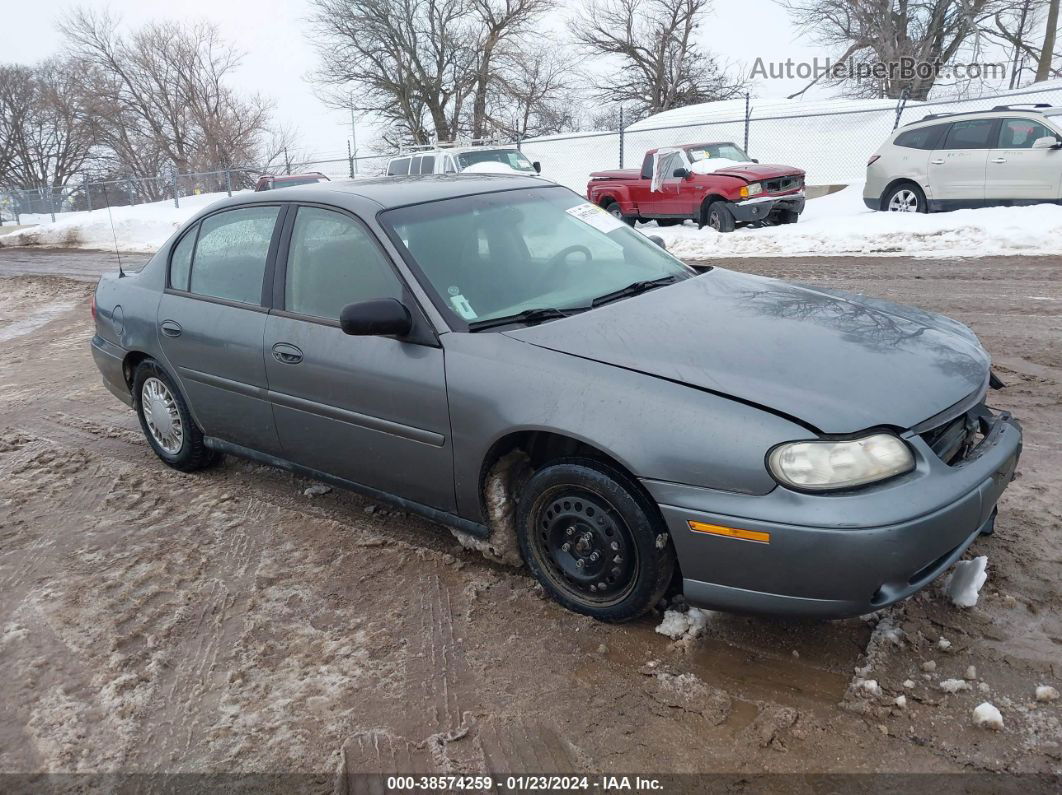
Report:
894,124,946,150
942,119,997,150
388,157,411,176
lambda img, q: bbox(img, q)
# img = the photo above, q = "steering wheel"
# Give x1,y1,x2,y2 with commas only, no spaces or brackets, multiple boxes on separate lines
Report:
537,244,593,289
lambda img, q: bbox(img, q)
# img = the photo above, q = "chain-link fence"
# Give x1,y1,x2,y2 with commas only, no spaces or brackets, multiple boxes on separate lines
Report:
6,81,1062,228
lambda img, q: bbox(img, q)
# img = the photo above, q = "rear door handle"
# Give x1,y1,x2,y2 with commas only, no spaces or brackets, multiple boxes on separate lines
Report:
991,158,1007,164
271,342,303,365
160,320,182,337
930,159,945,165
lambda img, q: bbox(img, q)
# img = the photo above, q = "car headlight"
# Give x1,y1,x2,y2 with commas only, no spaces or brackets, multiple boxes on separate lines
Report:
740,183,762,198
768,433,914,491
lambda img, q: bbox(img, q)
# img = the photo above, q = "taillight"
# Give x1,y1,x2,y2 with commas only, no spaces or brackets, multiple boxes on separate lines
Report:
90,292,97,321
867,154,881,167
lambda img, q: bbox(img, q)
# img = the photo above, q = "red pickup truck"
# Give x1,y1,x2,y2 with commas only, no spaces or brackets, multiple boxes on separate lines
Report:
586,142,806,232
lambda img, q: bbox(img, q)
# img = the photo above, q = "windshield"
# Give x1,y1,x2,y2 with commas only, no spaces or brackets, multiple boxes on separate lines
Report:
380,187,694,329
457,149,536,172
685,143,750,163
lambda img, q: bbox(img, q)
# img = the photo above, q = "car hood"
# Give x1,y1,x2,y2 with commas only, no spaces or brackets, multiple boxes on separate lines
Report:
704,163,805,180
504,269,989,433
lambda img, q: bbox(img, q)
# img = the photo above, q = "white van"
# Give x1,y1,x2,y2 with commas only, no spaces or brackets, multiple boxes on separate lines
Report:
386,145,542,177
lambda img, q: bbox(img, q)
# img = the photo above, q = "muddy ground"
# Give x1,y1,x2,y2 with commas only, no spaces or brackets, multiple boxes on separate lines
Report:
0,250,1059,784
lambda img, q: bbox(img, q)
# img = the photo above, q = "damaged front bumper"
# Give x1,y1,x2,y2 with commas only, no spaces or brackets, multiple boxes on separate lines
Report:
729,192,806,224
641,407,1022,618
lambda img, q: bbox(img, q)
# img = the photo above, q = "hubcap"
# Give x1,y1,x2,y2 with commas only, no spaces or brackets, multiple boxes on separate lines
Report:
532,489,637,606
142,377,183,454
888,189,919,212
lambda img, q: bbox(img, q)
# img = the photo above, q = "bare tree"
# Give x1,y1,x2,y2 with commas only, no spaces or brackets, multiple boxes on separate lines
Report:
60,9,284,183
487,45,580,137
779,0,1007,100
570,0,746,121
0,59,95,190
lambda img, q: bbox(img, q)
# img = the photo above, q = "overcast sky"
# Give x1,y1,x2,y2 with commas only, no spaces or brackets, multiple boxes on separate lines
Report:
1,0,823,161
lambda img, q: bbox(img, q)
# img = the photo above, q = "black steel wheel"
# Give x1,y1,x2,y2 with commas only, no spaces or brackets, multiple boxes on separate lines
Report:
517,459,675,622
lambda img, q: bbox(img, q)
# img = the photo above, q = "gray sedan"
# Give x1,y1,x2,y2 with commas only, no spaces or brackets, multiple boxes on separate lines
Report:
90,175,1022,622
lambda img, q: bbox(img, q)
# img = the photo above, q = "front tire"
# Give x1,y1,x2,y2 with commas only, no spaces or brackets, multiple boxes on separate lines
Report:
704,201,736,233
883,182,928,213
133,360,219,472
516,459,675,622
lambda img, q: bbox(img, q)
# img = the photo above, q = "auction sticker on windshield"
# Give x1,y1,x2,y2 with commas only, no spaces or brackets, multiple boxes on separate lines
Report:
566,202,626,233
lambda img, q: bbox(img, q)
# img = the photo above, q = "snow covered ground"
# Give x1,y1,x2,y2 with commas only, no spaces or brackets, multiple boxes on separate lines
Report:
647,184,1062,259
4,181,1062,259
0,191,242,253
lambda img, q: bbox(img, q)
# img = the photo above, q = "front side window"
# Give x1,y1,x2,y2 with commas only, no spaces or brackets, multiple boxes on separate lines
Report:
998,119,1054,148
188,206,280,305
285,207,403,320
942,119,997,150
388,157,411,176
381,187,693,328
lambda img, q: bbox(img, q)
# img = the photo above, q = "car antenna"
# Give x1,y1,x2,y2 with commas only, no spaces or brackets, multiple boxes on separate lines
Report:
103,188,125,278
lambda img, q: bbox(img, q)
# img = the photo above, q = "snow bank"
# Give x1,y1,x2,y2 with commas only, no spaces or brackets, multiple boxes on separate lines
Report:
0,191,244,253
648,185,1062,259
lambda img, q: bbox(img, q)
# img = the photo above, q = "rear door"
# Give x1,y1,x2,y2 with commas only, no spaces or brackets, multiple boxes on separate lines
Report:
157,204,285,454
986,118,1062,201
928,119,997,205
263,204,455,511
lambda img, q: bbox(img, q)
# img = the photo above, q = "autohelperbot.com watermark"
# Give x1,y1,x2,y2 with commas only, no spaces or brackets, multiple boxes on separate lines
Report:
751,56,1007,84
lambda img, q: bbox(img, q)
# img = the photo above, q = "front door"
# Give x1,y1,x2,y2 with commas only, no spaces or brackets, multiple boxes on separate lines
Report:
263,205,455,511
157,204,284,455
928,118,996,206
986,118,1062,201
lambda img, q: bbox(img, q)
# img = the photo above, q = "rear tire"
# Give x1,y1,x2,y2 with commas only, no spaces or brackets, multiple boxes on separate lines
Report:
603,201,636,226
883,182,928,213
133,360,219,472
654,218,682,227
516,459,675,623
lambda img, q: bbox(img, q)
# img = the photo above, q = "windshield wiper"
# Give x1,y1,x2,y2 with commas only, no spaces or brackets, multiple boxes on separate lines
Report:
467,307,575,332
590,275,679,308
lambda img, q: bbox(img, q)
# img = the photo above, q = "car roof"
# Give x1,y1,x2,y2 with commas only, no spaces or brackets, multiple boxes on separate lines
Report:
645,141,736,155
221,174,555,210
902,108,1052,130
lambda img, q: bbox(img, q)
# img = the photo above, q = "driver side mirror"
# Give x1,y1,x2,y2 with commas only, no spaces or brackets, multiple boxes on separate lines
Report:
532,161,542,173
751,158,760,163
1032,135,1062,149
340,298,412,337
672,167,690,179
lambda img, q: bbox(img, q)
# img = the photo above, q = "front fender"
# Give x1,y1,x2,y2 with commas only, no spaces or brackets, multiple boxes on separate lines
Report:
443,333,809,523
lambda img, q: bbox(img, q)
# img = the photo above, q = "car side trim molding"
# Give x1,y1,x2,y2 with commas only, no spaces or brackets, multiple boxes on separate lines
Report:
179,367,269,401
267,389,446,448
203,437,488,538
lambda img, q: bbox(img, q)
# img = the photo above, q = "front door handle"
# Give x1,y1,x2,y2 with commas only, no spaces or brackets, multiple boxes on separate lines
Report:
160,320,182,337
991,157,1007,164
930,159,945,165
271,342,304,365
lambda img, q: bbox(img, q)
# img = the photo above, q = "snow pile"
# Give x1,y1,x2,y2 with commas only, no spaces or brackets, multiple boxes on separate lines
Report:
649,185,1062,259
946,556,989,608
1035,685,1059,703
940,678,971,694
973,702,1004,731
0,190,243,252
655,607,710,640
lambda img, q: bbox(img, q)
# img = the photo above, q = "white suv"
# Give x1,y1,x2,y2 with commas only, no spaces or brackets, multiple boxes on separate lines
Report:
386,145,541,177
864,104,1062,212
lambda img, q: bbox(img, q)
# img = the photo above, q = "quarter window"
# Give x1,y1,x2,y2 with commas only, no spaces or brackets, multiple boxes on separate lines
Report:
998,118,1054,148
188,206,280,305
169,226,197,291
894,124,946,150
942,119,997,150
420,155,435,174
284,207,403,320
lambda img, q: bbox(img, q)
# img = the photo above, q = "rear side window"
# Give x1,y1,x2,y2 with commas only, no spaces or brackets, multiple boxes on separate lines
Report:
942,119,997,150
894,124,946,150
388,157,411,176
998,118,1054,148
420,155,435,174
169,227,197,290
284,207,403,320
189,206,280,305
